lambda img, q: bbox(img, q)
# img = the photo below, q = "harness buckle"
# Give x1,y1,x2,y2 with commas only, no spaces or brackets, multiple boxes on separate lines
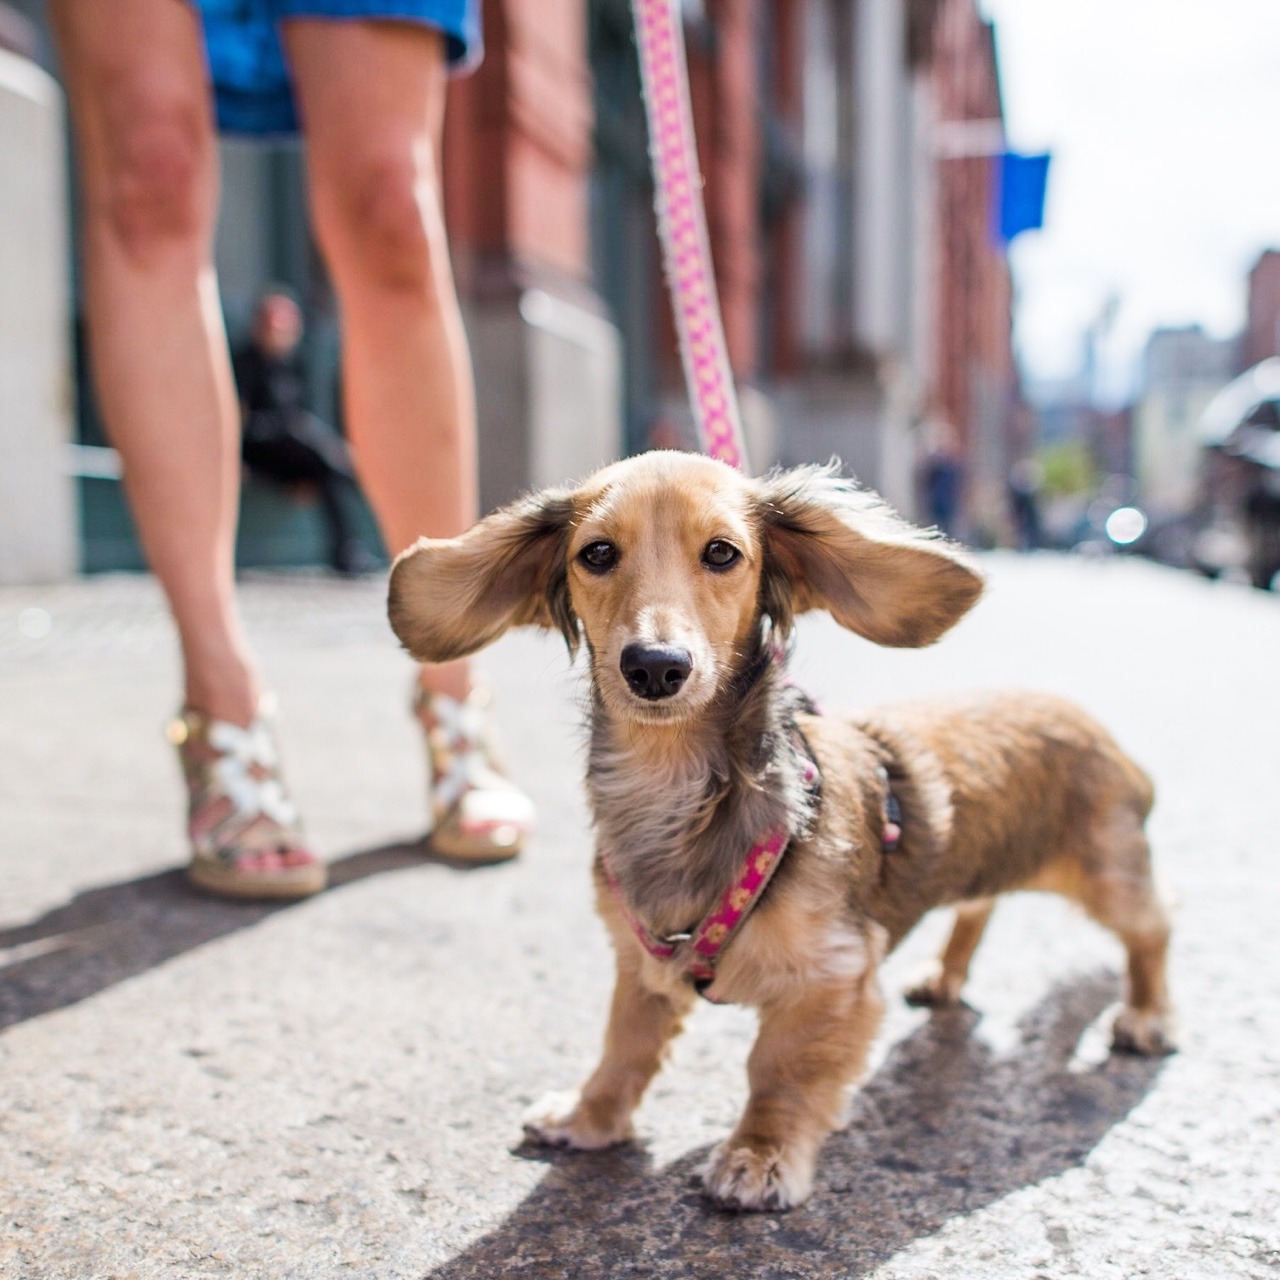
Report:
882,782,903,851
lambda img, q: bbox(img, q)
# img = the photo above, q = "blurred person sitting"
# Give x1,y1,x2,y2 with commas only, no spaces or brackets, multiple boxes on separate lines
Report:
234,288,377,577
51,0,535,900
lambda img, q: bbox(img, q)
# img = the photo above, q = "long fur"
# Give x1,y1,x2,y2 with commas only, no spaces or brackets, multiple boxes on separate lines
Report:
587,635,817,936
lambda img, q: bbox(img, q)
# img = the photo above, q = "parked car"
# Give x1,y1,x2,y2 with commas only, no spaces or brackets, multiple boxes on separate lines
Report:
1195,359,1280,590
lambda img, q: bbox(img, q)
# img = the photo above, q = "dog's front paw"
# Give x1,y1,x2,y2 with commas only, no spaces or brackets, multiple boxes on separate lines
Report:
702,1139,813,1212
1111,1006,1178,1056
521,1089,634,1151
902,962,965,1008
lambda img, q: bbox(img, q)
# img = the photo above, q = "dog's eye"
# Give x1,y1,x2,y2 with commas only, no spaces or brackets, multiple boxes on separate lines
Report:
578,540,618,573
702,539,741,571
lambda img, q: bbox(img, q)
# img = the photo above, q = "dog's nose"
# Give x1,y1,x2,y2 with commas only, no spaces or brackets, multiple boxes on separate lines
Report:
620,643,693,700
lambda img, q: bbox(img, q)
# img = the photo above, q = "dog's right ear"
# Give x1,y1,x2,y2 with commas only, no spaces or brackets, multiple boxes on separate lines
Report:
756,464,983,647
388,488,578,663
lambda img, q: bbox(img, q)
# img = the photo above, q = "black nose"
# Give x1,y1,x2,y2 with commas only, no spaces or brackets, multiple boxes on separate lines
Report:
620,643,693,700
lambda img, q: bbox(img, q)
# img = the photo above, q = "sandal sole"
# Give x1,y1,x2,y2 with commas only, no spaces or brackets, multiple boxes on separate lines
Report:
429,827,525,864
187,858,328,900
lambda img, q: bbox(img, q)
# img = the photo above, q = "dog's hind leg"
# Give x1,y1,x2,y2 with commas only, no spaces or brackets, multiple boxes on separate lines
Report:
1033,808,1176,1056
523,956,695,1150
1108,914,1175,1056
1078,829,1176,1056
703,969,885,1211
903,897,995,1008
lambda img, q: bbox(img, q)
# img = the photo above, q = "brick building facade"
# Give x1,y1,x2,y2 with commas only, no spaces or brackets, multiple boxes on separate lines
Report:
1243,249,1280,371
441,0,1016,528
18,0,1021,571
439,0,622,512
930,0,1016,533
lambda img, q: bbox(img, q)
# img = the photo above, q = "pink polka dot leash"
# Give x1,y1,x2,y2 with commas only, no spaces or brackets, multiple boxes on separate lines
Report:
632,0,750,472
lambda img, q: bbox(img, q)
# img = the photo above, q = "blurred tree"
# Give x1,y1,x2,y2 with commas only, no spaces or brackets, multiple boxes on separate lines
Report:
1038,440,1098,497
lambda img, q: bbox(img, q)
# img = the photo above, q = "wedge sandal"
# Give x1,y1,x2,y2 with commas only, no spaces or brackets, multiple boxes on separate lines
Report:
168,698,327,899
416,685,535,862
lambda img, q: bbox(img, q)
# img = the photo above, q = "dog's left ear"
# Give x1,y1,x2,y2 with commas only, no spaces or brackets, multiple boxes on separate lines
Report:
388,487,578,663
756,465,983,647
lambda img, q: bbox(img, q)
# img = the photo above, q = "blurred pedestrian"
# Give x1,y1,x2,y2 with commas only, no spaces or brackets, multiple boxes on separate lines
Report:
919,419,964,539
50,0,534,899
235,288,377,577
1007,457,1044,552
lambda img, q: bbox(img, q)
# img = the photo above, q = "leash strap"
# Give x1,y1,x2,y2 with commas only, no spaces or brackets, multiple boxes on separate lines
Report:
632,0,750,471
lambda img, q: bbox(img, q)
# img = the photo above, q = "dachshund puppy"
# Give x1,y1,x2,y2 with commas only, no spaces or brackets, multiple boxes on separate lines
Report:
388,451,1175,1212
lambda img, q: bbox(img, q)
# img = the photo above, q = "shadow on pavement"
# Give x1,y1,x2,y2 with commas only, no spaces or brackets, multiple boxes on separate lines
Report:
0,837,478,1031
425,972,1165,1280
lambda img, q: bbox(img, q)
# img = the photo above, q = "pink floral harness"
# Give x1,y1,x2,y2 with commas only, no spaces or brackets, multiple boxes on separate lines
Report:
600,729,908,1003
598,733,822,1004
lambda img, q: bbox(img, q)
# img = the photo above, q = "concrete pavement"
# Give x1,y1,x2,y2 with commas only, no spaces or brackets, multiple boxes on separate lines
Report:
2,556,1279,1278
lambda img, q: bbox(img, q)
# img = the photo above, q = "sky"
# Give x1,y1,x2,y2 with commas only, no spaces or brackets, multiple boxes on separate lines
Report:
978,0,1280,403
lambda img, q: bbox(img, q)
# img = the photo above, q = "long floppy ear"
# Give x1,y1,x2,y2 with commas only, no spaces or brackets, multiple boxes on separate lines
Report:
388,487,578,663
756,464,983,647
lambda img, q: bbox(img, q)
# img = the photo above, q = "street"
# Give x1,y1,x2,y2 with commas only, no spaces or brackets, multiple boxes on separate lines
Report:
2,555,1278,1279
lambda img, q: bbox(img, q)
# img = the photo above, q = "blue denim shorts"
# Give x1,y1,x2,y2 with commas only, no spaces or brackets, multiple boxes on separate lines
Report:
195,0,482,136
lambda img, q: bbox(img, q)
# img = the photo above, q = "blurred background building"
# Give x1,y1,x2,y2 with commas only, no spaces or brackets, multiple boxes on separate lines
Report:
0,8,76,587
1132,325,1236,521
1024,244,1280,589
2,0,1031,580
1243,250,1280,370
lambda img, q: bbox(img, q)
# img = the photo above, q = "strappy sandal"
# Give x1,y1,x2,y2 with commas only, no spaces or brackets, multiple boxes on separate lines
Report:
168,698,327,900
415,685,535,862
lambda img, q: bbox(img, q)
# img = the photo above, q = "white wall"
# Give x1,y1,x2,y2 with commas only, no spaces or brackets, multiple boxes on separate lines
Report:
1134,387,1220,518
468,287,623,513
853,0,911,356
0,50,77,585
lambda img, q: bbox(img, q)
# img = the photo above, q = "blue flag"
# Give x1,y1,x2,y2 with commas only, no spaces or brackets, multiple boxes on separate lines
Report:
995,151,1051,244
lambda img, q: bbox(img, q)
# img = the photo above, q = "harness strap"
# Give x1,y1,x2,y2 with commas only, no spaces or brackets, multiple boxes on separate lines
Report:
600,829,790,1002
597,852,677,963
600,729,820,1000
684,828,788,989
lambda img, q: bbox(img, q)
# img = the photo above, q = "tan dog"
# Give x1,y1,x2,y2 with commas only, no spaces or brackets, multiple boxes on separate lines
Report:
388,452,1175,1212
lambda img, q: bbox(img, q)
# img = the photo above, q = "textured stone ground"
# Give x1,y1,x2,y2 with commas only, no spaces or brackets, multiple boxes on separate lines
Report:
2,556,1278,1279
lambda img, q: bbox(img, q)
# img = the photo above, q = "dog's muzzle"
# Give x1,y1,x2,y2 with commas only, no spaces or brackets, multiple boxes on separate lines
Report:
620,642,693,701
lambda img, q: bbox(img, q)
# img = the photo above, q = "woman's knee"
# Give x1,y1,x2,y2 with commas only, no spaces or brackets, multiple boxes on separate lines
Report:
89,76,213,265
316,148,445,293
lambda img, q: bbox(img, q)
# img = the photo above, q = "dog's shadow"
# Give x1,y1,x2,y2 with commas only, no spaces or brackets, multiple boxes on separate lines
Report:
426,972,1165,1280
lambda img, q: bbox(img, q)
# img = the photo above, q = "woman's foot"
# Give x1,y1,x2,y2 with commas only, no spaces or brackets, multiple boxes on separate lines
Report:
169,698,327,899
416,684,535,862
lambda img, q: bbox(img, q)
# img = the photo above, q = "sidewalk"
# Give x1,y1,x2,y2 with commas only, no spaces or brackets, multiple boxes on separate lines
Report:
2,558,1279,1279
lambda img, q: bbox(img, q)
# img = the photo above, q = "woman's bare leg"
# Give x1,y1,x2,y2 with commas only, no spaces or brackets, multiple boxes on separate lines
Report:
283,19,474,700
49,0,259,727
50,0,322,892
